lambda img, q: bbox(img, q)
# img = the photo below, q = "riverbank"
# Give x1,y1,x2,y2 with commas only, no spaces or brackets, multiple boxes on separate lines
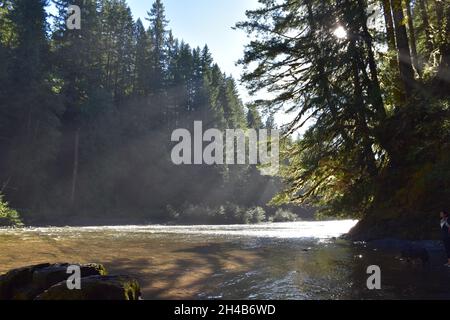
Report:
347,212,441,241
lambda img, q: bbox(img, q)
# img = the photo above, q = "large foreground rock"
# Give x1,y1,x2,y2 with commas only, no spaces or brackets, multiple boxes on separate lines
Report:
0,263,107,300
36,275,142,300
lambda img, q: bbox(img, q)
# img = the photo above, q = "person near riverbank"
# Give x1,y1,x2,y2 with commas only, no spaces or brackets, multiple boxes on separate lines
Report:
440,210,450,267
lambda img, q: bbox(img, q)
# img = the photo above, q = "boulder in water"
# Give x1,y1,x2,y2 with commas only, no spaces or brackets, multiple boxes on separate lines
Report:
36,275,142,300
0,263,107,300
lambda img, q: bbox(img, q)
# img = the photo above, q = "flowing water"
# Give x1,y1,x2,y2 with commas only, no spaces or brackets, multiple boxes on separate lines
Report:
1,220,449,300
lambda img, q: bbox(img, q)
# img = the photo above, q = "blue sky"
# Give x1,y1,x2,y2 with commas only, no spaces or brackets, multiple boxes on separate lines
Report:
128,0,260,103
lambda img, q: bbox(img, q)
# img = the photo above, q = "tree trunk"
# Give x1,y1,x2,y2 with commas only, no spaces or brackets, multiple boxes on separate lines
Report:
418,0,434,55
381,0,396,51
405,0,421,76
358,0,386,120
435,0,445,43
390,0,415,98
70,128,80,206
436,3,450,90
350,39,379,177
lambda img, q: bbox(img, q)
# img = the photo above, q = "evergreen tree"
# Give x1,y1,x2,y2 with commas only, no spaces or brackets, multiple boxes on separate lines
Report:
133,18,151,96
238,0,450,238
246,104,263,129
146,0,168,92
52,0,109,209
0,0,287,225
0,0,62,214
100,0,135,102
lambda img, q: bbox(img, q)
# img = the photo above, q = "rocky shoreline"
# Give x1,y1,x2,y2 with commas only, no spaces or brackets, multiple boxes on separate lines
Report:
0,263,142,300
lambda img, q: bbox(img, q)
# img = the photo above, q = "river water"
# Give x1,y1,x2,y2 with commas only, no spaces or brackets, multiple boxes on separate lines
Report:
1,220,449,300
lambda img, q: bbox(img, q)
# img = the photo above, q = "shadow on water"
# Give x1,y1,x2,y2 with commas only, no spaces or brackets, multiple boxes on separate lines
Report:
1,223,450,300
346,243,450,300
106,243,265,299
107,238,450,300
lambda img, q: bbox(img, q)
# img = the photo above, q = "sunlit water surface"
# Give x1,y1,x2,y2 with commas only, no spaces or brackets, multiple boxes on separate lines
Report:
1,220,449,300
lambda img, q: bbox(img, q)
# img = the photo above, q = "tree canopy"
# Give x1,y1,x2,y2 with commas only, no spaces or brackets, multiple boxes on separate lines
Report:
0,0,294,225
237,0,450,238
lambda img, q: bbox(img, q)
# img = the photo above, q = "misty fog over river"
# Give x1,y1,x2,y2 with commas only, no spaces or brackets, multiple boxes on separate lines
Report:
1,220,450,300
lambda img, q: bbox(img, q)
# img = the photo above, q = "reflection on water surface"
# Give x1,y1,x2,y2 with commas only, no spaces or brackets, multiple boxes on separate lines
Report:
1,221,449,300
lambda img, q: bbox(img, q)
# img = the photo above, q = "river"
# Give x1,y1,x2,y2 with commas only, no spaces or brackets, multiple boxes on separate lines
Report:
1,220,449,300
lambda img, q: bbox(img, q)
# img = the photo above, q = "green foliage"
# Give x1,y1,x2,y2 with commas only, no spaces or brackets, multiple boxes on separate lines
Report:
0,194,23,227
238,0,386,216
271,209,298,223
246,207,267,224
0,0,63,213
0,0,288,225
238,0,450,238
165,203,268,225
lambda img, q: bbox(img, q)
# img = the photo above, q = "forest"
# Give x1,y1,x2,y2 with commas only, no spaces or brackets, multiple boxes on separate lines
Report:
0,0,449,240
0,0,302,226
237,0,449,239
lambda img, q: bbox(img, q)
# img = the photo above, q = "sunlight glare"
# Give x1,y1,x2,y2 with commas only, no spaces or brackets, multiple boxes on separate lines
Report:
333,26,347,39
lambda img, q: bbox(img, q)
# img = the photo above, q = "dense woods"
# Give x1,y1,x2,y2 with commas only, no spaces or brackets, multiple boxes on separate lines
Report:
0,0,292,225
0,0,449,239
238,0,450,239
